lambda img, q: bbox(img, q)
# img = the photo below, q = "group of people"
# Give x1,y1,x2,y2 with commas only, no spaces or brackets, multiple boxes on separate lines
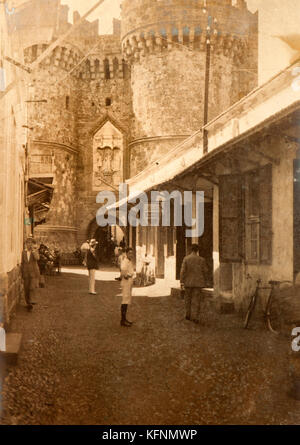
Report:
22,235,209,326
21,238,62,310
81,238,134,327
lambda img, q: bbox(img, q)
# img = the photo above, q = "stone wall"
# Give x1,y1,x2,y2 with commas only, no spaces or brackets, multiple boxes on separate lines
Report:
0,266,23,328
25,31,132,251
0,4,26,326
121,0,258,175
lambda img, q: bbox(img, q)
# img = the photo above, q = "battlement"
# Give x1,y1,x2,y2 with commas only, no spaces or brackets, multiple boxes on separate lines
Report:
121,0,256,63
23,36,125,81
9,0,99,40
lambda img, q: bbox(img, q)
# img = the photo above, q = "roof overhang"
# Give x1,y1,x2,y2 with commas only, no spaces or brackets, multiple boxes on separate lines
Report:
27,178,54,211
111,59,300,209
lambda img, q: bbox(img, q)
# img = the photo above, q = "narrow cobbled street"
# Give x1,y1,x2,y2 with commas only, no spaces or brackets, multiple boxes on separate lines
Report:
1,268,300,425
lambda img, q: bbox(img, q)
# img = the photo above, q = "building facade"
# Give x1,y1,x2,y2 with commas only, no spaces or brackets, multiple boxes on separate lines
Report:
5,0,258,260
124,59,300,311
0,3,27,325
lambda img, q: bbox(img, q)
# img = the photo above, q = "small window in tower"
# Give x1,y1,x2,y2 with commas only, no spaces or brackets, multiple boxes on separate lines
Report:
113,58,119,78
66,95,70,110
32,44,38,60
105,98,111,107
104,58,110,80
122,59,128,79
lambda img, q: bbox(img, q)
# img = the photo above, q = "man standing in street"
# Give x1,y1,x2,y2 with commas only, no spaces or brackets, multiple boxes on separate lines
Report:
180,244,208,324
120,247,135,327
86,239,99,295
21,237,40,311
80,239,90,266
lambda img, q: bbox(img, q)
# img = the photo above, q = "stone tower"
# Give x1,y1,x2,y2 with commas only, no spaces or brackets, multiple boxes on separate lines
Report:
121,0,258,176
12,0,131,252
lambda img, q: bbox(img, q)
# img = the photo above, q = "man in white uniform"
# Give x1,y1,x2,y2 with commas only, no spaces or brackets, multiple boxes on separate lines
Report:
120,247,135,327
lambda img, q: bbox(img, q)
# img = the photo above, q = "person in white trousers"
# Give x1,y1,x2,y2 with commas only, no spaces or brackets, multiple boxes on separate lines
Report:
86,239,99,295
120,247,135,327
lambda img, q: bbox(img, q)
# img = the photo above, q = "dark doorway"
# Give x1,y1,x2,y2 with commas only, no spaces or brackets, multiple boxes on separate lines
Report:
294,159,300,278
94,226,113,264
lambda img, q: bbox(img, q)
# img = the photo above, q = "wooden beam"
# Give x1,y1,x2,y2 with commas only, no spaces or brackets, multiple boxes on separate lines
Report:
226,151,260,168
4,56,31,73
255,150,280,165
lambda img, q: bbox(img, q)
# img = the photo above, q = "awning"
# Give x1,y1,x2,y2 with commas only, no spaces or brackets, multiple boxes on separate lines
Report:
27,178,54,212
110,58,300,210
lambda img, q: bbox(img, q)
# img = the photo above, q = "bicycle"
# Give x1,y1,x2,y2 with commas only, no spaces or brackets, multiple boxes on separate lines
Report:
244,278,292,333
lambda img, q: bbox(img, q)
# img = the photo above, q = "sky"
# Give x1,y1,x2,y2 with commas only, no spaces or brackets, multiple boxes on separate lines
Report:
61,0,300,84
61,1,261,27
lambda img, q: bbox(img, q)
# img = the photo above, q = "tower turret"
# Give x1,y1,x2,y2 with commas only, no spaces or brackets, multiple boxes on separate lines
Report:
121,0,258,175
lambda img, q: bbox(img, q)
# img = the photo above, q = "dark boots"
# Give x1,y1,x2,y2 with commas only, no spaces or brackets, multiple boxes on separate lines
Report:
120,304,132,327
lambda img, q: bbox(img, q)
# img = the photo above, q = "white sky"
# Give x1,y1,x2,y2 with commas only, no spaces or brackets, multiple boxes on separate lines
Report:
61,1,260,27
61,0,300,84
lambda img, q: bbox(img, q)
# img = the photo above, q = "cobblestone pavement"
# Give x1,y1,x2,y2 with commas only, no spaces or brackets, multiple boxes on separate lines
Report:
1,267,300,425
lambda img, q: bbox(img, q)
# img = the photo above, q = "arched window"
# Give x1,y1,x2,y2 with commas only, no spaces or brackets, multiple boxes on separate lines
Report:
122,59,128,79
106,98,112,106
104,58,110,80
95,59,100,74
193,26,201,49
172,27,179,43
183,26,190,45
113,58,119,78
32,44,38,60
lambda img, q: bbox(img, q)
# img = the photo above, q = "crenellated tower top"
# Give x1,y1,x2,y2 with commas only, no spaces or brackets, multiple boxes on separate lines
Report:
121,0,257,63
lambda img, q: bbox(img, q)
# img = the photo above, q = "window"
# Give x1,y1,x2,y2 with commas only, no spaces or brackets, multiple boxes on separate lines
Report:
219,164,272,264
113,58,119,78
104,58,110,80
245,170,260,262
244,165,272,263
66,96,70,110
95,59,100,74
105,98,111,106
219,174,243,262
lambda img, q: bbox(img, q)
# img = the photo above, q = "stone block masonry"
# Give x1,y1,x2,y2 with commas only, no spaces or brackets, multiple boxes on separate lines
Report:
121,0,258,175
14,0,257,254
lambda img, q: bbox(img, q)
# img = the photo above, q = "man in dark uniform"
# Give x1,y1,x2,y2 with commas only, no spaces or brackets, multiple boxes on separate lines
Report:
180,244,208,324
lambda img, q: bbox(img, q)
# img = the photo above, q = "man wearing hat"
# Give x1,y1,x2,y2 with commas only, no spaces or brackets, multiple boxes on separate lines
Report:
21,237,40,310
86,239,99,295
180,244,208,324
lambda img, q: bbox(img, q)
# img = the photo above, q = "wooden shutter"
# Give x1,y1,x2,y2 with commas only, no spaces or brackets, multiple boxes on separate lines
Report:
259,164,272,264
219,174,243,262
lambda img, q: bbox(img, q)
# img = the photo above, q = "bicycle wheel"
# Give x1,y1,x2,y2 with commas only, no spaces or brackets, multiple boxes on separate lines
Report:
244,293,257,329
265,289,280,334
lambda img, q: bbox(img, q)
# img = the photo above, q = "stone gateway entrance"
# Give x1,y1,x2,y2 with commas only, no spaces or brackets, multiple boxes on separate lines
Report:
87,218,124,265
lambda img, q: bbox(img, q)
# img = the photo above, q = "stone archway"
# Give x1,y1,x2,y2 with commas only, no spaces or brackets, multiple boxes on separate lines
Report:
86,218,126,264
